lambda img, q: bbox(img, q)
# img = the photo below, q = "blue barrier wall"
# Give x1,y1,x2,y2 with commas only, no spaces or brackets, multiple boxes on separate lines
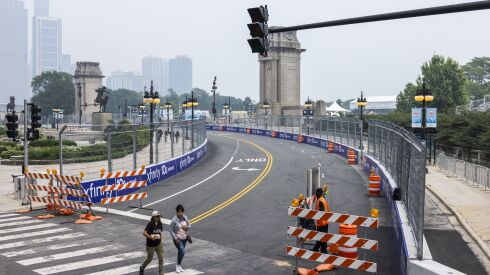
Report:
77,140,208,203
207,125,407,274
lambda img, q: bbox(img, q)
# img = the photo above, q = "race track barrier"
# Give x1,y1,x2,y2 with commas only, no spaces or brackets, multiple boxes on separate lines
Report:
99,169,149,212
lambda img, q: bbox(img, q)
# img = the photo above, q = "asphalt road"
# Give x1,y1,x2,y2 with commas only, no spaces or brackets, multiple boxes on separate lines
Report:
0,132,401,274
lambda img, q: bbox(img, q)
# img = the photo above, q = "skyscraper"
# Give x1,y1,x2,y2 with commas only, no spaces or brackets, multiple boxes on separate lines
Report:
141,56,168,94
169,55,192,95
0,0,28,102
32,0,62,77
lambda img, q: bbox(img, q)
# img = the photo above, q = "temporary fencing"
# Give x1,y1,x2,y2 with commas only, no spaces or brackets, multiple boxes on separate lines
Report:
287,206,379,273
437,152,489,190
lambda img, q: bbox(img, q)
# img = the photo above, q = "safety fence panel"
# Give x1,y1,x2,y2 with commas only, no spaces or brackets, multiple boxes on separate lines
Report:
437,152,489,190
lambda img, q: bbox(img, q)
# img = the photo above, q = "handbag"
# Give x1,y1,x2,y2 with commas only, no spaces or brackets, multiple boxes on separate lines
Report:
186,234,193,244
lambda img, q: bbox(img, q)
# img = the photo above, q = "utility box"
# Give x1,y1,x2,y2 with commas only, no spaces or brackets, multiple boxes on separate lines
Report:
12,175,37,205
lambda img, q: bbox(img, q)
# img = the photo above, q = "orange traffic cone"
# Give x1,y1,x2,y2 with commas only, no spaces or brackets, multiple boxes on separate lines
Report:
297,267,318,275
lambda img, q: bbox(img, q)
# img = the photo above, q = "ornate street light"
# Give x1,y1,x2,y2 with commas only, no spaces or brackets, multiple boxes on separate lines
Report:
223,100,230,125
414,78,434,144
262,100,270,129
356,91,367,148
143,81,160,164
164,99,172,132
304,97,313,135
186,91,198,148
211,76,217,121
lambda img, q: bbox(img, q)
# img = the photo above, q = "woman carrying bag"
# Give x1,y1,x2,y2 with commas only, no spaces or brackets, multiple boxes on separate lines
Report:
170,204,192,273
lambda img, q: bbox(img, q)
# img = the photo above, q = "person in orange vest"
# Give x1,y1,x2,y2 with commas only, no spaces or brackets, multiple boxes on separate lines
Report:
312,187,330,253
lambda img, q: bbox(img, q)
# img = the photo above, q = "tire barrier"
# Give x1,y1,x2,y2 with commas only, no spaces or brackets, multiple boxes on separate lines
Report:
368,170,381,196
287,206,379,273
347,148,356,165
101,192,148,205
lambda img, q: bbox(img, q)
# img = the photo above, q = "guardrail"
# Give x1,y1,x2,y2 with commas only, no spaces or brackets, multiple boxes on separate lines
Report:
437,152,489,190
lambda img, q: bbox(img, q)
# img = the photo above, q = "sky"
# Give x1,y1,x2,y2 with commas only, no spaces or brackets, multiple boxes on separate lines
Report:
24,0,490,102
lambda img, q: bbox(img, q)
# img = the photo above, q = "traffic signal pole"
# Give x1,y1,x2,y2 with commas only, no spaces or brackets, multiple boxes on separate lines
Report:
23,99,28,174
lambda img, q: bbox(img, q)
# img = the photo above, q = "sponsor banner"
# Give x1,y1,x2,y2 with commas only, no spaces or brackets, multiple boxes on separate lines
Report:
304,136,321,148
411,108,422,128
78,141,208,204
426,108,437,128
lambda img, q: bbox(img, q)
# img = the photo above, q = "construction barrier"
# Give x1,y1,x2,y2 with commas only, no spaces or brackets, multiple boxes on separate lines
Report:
287,206,379,273
27,195,85,210
99,168,146,179
327,141,334,153
298,134,304,144
286,246,377,273
347,148,356,165
25,172,81,185
368,171,381,196
271,130,277,138
100,181,147,192
101,192,148,205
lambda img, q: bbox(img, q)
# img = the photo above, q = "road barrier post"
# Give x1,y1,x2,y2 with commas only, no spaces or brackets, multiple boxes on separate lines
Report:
132,127,137,170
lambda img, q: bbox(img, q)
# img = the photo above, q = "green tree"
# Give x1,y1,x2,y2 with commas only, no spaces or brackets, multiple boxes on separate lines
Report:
105,89,143,113
420,55,468,113
395,83,418,112
31,71,75,115
462,57,490,84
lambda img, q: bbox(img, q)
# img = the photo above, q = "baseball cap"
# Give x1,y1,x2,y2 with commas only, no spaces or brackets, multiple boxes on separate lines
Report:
152,211,161,217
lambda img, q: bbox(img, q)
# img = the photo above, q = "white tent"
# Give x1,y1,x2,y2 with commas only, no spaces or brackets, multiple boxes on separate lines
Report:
325,101,351,113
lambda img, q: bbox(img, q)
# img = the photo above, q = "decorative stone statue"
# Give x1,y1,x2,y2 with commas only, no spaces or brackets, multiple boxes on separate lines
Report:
6,96,15,113
94,87,109,113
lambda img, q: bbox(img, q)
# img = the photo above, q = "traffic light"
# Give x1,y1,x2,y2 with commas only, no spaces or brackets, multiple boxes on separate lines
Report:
30,104,42,140
247,5,269,56
5,112,18,141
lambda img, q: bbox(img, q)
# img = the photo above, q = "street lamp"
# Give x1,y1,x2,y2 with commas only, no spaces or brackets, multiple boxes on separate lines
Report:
143,80,160,164
304,97,313,135
414,78,434,144
211,76,217,122
262,100,270,129
77,83,82,124
183,97,189,140
186,91,198,149
223,101,230,126
356,91,367,148
164,99,172,132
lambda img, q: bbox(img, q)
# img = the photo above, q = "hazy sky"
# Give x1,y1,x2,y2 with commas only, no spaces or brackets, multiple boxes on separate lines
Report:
24,0,490,102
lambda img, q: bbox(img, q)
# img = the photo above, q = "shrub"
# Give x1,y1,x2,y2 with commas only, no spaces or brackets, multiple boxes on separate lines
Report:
29,139,77,147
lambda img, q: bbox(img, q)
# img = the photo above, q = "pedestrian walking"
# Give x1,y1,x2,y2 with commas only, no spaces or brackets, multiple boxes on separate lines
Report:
175,130,180,143
312,187,330,253
140,211,164,275
170,204,191,273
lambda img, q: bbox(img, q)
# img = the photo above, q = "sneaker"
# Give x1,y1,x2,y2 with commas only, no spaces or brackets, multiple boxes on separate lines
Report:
139,266,144,275
176,265,181,273
180,266,185,272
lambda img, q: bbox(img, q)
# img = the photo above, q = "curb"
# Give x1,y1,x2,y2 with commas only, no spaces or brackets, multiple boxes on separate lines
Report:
426,184,490,263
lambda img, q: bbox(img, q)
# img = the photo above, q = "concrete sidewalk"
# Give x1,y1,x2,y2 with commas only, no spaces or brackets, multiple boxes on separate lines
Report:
426,165,490,265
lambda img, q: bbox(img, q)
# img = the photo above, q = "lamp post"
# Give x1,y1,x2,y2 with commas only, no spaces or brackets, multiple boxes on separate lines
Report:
211,76,217,122
356,91,367,148
186,91,198,149
223,101,230,126
164,99,172,132
183,97,189,140
77,83,82,124
262,100,270,129
304,97,313,135
143,81,160,164
414,78,434,145
228,97,231,125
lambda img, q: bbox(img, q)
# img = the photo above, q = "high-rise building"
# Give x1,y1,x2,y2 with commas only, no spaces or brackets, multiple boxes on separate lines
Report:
106,71,147,92
169,55,192,95
0,0,28,102
32,0,62,77
141,56,168,94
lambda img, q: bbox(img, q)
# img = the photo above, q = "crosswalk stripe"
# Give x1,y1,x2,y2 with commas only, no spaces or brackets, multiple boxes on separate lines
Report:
1,238,105,258
0,232,85,250
166,269,203,275
0,214,19,218
0,219,42,228
0,216,32,223
0,227,71,242
84,261,175,275
18,244,119,266
0,223,57,235
33,251,145,275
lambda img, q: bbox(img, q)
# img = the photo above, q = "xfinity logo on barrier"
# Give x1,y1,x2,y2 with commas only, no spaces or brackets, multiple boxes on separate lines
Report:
179,155,195,169
306,137,318,145
197,149,204,159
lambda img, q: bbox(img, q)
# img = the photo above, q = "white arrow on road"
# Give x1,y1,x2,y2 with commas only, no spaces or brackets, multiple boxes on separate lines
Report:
232,167,260,172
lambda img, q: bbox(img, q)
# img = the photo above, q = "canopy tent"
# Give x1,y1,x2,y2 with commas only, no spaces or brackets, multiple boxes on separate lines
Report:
325,101,351,113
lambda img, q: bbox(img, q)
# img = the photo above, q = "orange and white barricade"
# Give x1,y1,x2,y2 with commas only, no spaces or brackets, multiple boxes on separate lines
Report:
287,206,379,273
368,170,381,196
347,148,356,165
327,141,334,153
99,168,146,180
298,135,304,144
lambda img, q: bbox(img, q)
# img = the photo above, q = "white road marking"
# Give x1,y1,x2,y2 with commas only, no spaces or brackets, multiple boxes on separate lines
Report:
0,214,19,218
232,167,260,171
91,206,170,224
18,244,118,266
0,227,71,242
33,251,145,275
0,219,42,228
166,269,203,275
2,237,104,257
0,216,32,223
84,261,175,275
0,223,56,235
128,138,240,213
0,232,86,250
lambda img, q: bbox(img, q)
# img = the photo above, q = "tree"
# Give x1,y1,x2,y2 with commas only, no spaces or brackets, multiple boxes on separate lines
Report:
31,71,75,115
395,83,418,113
420,55,468,113
105,89,143,113
462,57,490,84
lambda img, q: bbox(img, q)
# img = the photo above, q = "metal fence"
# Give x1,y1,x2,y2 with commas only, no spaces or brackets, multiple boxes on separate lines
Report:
224,115,363,149
29,120,207,180
437,152,490,190
367,119,426,259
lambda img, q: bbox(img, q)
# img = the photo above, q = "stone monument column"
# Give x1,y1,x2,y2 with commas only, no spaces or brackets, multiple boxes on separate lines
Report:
258,28,305,117
73,62,104,124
